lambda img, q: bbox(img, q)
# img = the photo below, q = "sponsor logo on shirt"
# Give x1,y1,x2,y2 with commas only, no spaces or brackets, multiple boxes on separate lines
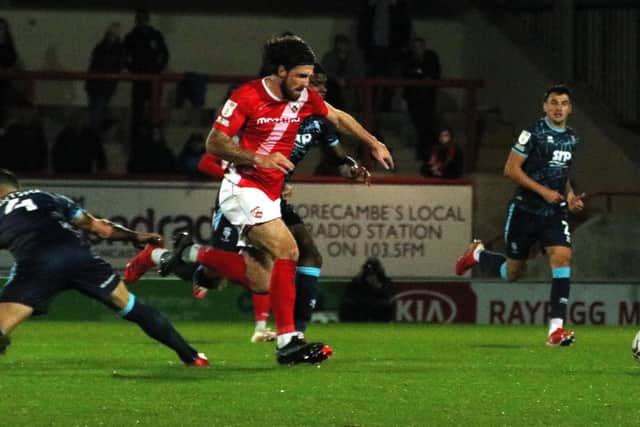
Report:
256,117,301,125
216,116,229,127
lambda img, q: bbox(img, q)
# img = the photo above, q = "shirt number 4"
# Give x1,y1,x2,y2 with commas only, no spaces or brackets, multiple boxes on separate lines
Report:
4,198,38,214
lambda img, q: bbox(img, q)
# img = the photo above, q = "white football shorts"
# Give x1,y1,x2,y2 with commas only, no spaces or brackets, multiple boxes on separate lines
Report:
218,178,282,243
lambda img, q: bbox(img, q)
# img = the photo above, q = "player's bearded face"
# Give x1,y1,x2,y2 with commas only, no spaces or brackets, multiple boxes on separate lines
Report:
280,64,314,101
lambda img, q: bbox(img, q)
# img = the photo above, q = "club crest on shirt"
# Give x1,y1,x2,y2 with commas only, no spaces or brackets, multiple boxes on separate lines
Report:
221,99,238,118
289,102,301,113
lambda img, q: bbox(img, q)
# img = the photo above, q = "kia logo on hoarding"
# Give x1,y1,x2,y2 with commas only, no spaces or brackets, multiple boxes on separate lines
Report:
392,290,458,323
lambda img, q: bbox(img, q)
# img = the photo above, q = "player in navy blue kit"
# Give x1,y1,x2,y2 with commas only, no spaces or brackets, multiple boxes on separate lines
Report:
0,169,208,366
455,85,585,346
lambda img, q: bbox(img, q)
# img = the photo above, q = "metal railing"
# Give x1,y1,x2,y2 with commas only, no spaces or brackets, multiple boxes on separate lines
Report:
0,70,484,172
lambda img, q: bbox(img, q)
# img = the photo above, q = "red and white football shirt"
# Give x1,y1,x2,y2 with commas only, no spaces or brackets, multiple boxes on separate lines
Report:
212,78,328,200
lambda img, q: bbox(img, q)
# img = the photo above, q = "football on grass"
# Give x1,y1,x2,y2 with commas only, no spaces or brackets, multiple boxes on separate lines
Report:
632,330,640,362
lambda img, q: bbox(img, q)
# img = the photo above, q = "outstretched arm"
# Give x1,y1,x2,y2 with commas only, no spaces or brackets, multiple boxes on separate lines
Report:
73,212,163,248
330,143,371,184
325,102,394,170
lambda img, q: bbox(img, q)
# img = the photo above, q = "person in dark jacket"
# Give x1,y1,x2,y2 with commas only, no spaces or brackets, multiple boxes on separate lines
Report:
52,117,107,174
0,18,18,126
339,257,395,322
124,9,169,140
85,22,127,131
403,37,441,158
421,126,464,179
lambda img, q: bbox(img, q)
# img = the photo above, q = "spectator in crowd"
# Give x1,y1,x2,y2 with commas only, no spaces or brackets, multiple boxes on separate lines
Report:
177,132,206,178
421,126,464,179
124,9,169,140
0,18,18,126
357,0,413,112
0,107,47,173
52,116,106,174
127,124,177,174
321,34,365,111
403,36,441,158
339,257,395,322
85,22,127,132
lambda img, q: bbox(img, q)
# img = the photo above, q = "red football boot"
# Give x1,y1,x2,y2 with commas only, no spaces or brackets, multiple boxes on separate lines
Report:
455,240,484,276
546,327,576,347
123,244,163,284
186,353,210,367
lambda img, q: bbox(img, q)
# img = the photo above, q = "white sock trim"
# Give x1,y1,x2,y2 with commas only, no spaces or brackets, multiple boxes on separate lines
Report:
150,248,168,265
549,318,563,336
185,244,201,263
277,332,300,349
255,320,267,331
473,244,485,262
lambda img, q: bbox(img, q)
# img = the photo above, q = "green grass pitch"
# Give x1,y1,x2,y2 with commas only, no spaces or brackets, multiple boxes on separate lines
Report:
1,322,639,426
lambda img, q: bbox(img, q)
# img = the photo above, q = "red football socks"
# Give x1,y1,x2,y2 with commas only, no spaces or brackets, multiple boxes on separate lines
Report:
195,247,249,288
269,259,297,335
252,293,271,322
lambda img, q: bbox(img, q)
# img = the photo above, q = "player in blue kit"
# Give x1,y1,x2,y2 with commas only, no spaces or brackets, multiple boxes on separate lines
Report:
0,169,208,366
455,84,585,346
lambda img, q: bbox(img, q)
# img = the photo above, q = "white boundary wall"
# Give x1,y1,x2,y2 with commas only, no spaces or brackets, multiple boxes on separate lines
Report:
0,180,472,278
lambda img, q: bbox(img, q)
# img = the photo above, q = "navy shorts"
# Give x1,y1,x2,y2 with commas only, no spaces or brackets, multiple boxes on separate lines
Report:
281,200,303,227
504,203,571,260
211,210,241,252
0,245,120,315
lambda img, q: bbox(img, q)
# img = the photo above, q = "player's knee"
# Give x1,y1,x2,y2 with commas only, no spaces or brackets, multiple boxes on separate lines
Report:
279,243,299,262
551,254,571,268
250,281,270,294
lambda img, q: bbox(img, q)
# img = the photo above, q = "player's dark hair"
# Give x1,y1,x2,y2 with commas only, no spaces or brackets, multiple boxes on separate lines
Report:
313,62,326,76
0,169,18,188
544,84,572,102
262,35,316,75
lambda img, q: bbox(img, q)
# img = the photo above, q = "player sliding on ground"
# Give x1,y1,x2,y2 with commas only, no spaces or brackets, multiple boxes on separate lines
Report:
0,169,208,366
